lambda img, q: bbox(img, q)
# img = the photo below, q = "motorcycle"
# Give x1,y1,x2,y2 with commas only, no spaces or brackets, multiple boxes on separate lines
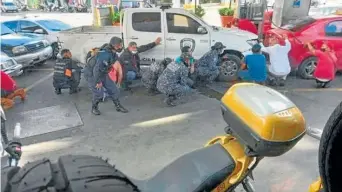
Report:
1,83,340,192
0,106,22,168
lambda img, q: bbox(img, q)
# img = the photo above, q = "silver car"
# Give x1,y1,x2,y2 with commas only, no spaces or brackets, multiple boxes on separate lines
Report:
0,53,23,77
1,2,19,12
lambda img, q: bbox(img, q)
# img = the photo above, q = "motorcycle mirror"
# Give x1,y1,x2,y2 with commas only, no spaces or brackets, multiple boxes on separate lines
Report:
13,123,21,140
306,126,322,140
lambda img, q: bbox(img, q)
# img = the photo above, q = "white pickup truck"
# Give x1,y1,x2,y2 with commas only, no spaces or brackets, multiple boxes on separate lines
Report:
58,6,258,81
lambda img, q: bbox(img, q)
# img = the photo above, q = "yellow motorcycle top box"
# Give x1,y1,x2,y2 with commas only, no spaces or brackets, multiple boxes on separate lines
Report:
221,83,306,157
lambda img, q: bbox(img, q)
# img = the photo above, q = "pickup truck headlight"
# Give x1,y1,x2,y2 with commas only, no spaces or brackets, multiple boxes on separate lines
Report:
42,40,50,46
12,46,27,54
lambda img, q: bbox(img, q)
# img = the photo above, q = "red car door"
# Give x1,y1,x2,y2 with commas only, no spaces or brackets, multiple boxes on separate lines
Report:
323,19,342,71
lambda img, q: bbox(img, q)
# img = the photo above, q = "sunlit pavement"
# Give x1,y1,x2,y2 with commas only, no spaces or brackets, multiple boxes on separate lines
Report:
1,10,342,192
3,60,341,191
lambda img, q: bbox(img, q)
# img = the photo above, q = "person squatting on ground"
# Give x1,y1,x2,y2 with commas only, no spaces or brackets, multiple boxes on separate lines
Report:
195,42,225,85
119,37,162,91
306,42,336,88
53,49,82,95
261,35,291,86
142,58,172,95
83,37,128,115
174,46,194,75
238,44,267,84
0,71,26,110
157,52,195,107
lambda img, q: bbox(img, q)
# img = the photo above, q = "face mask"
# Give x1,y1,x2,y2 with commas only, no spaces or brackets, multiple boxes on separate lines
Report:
182,53,192,60
131,50,138,54
217,49,224,54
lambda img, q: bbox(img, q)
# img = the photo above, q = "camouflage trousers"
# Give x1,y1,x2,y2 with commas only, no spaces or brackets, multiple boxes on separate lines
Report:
197,67,220,82
157,83,191,99
142,77,158,90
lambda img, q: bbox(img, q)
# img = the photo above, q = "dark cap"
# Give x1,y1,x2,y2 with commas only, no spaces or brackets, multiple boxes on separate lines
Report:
211,42,226,50
252,43,262,53
109,37,122,46
181,46,191,53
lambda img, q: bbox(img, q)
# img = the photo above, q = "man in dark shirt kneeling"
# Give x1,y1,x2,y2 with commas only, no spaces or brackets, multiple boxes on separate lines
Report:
119,37,162,90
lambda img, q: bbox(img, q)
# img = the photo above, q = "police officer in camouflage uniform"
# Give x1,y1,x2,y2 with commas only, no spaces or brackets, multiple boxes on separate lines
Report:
174,46,196,83
156,48,194,106
142,58,172,95
83,37,128,115
195,42,225,85
53,49,82,95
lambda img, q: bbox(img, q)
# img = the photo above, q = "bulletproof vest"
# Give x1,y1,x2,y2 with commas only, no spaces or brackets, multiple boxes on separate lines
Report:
54,59,67,78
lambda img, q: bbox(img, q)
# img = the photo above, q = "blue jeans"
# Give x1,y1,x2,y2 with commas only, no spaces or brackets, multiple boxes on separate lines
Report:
126,71,137,82
238,70,266,83
238,70,253,81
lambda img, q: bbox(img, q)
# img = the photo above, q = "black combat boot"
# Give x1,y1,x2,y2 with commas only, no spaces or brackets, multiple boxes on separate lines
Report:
91,100,101,115
69,87,80,94
55,88,61,95
165,95,176,107
147,88,155,96
278,79,286,87
113,100,128,113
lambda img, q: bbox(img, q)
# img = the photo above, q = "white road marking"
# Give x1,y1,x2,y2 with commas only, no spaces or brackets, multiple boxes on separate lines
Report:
25,72,54,92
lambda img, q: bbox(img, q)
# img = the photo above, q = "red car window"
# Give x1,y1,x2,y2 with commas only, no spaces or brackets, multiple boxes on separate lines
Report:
282,17,316,32
325,20,342,36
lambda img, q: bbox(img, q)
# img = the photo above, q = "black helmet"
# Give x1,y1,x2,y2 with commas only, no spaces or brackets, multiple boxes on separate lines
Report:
161,57,172,67
211,42,226,50
109,37,122,47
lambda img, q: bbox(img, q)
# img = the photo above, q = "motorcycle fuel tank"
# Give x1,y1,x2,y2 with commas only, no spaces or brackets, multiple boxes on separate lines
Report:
220,83,306,157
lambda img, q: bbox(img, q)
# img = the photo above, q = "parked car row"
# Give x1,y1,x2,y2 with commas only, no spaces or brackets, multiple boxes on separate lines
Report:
1,17,72,77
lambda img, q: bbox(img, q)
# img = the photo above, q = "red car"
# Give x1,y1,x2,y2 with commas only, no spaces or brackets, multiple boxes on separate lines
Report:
264,15,342,79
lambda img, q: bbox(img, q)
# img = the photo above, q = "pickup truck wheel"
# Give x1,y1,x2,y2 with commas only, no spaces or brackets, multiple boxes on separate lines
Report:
218,54,241,82
298,56,317,79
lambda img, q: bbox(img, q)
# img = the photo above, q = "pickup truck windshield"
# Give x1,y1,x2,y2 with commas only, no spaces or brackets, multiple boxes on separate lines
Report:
36,20,72,31
3,2,15,5
1,24,15,36
188,11,214,28
282,16,316,32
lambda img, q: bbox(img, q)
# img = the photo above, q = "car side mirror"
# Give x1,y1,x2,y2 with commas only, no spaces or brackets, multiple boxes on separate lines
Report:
34,29,45,34
197,26,207,34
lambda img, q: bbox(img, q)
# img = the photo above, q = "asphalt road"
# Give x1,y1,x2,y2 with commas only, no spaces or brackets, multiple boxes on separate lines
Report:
2,59,341,192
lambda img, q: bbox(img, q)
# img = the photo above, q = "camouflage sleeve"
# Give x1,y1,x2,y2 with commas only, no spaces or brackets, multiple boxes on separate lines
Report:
137,42,157,53
180,67,194,87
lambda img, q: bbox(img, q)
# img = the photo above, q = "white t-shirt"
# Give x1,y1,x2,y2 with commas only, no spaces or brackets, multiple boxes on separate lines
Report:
261,40,292,76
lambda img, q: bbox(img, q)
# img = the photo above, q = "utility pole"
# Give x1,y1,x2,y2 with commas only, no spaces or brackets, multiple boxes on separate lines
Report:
92,0,97,26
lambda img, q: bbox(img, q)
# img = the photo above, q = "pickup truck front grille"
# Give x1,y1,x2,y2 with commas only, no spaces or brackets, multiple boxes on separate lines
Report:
25,42,45,53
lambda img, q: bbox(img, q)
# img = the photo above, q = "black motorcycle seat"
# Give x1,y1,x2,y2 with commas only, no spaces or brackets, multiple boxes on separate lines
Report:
133,143,236,192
